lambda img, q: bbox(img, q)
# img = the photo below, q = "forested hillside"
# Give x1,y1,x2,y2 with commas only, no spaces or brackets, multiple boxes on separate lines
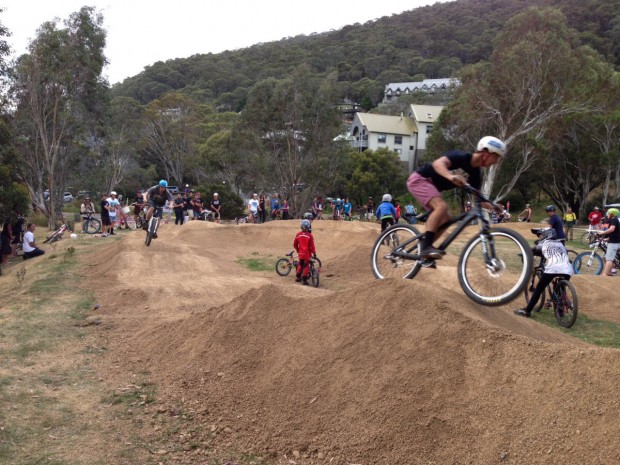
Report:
112,0,620,110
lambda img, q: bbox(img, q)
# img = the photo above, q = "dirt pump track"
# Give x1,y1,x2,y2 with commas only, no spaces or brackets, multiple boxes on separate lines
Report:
84,219,620,464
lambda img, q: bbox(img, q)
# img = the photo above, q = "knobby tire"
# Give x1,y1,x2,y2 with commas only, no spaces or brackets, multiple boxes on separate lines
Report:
573,252,603,275
275,258,293,276
370,224,423,280
86,218,101,234
553,279,578,328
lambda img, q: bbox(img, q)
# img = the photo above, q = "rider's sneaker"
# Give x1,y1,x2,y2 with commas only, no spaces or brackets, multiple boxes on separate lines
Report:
513,308,531,318
295,277,302,282
419,247,445,260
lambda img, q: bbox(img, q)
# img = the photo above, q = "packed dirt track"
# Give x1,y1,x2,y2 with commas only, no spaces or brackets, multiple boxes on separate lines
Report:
83,219,620,464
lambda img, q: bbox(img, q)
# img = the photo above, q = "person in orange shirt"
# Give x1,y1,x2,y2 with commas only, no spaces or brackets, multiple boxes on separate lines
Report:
293,219,316,285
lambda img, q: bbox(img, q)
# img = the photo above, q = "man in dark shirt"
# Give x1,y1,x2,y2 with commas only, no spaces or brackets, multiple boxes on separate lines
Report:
598,208,620,276
545,205,566,242
406,136,507,259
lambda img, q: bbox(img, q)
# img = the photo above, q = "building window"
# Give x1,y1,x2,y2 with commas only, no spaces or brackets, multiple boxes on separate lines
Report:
378,134,386,143
394,135,402,145
426,125,433,134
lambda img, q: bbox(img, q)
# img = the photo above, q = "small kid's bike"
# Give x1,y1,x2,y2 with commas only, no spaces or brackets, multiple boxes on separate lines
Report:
275,251,322,287
370,185,534,306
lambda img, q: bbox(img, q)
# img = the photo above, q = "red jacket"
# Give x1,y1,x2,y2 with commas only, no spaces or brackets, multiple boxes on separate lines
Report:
588,210,603,225
293,231,316,260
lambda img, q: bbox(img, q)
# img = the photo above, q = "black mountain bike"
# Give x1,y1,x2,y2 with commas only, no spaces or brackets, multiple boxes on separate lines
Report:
145,207,163,246
524,257,578,328
370,185,534,306
82,212,101,234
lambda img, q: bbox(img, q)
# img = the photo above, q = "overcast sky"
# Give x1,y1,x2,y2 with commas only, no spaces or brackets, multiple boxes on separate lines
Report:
2,0,449,84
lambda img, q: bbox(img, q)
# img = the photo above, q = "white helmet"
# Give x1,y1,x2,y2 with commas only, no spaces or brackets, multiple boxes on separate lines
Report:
336,198,341,202
110,191,117,195
213,192,218,197
382,194,392,202
477,136,507,157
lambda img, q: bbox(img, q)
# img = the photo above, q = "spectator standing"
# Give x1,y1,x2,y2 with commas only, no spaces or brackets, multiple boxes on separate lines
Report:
563,207,577,241
281,198,290,220
211,193,222,223
258,193,267,223
316,196,323,220
22,223,45,259
80,197,95,233
192,192,204,220
404,201,417,224
545,205,566,241
597,208,620,276
394,200,401,224
107,191,120,234
134,191,146,224
100,193,111,237
343,198,352,220
173,193,185,225
1,218,13,264
366,197,375,221
588,206,603,228
270,193,280,220
248,194,260,223
312,196,320,219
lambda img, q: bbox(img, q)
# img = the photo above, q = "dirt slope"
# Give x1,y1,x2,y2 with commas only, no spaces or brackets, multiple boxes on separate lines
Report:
84,220,620,465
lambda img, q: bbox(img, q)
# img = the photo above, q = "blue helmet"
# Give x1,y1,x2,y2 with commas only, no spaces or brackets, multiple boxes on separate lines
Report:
300,219,311,231
159,179,168,187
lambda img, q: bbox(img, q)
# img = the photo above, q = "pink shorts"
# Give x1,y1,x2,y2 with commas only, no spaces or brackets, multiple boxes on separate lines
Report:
407,172,441,210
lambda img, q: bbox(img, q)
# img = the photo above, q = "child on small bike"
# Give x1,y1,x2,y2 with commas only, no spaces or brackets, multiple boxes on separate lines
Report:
375,194,396,232
293,219,316,286
514,228,573,318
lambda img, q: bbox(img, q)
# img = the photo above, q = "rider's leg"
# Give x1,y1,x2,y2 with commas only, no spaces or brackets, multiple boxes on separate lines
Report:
515,273,554,317
419,197,451,258
146,206,154,222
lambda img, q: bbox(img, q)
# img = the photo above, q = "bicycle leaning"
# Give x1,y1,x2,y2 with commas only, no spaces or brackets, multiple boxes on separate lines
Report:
370,185,534,306
82,212,101,234
573,236,619,275
275,250,322,287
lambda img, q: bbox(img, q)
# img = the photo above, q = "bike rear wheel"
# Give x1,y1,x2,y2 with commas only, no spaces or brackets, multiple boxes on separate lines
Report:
370,224,423,280
523,268,545,312
580,231,594,246
275,258,293,276
458,227,533,306
553,279,578,328
573,252,603,275
85,218,101,234
125,216,137,231
566,249,578,264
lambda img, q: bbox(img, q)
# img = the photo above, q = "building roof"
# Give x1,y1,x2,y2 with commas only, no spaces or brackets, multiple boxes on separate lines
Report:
354,113,418,135
408,104,444,123
384,78,459,94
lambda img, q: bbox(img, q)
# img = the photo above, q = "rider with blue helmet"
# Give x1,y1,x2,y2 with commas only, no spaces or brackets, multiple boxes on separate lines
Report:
144,180,175,234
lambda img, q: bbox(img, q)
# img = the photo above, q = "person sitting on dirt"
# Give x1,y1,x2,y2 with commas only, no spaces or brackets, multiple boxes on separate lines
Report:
22,223,45,260
211,193,222,223
144,180,174,237
514,228,572,318
293,219,316,286
596,207,620,277
375,194,397,232
403,201,417,224
406,136,506,259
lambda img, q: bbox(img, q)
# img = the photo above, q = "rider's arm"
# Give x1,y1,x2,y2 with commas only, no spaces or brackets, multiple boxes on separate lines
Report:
432,156,466,187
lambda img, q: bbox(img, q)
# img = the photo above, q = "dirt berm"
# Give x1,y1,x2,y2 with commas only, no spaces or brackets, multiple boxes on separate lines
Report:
84,219,620,465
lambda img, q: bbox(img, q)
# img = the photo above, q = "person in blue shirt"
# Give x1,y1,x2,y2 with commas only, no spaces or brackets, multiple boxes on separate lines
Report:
403,200,417,224
545,205,566,242
375,194,397,232
343,198,352,220
333,198,344,220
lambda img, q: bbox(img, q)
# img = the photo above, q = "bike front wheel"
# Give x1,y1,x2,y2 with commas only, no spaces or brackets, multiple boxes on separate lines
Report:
85,218,101,234
370,224,423,280
275,258,293,276
458,227,533,306
553,279,578,328
573,252,603,275
145,218,158,246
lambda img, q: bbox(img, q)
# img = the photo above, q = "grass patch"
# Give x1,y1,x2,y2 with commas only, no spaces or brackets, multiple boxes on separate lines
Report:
528,310,620,348
236,252,275,272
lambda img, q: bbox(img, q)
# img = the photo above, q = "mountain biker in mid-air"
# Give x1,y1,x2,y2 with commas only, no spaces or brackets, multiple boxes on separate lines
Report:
406,136,507,259
144,180,175,238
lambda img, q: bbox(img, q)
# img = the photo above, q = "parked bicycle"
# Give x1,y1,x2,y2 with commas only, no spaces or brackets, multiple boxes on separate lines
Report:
579,226,600,246
117,205,137,230
573,236,620,275
145,207,163,246
43,223,69,244
524,253,578,328
82,212,101,234
275,251,322,287
370,185,534,306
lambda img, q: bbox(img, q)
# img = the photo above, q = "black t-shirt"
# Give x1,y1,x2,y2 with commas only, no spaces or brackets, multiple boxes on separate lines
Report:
182,196,191,210
211,199,221,211
173,198,184,210
100,199,110,219
416,150,482,191
608,217,620,243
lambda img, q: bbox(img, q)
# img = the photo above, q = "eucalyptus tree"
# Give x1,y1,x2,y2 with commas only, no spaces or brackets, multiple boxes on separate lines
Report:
431,7,610,200
11,7,108,227
240,67,348,215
